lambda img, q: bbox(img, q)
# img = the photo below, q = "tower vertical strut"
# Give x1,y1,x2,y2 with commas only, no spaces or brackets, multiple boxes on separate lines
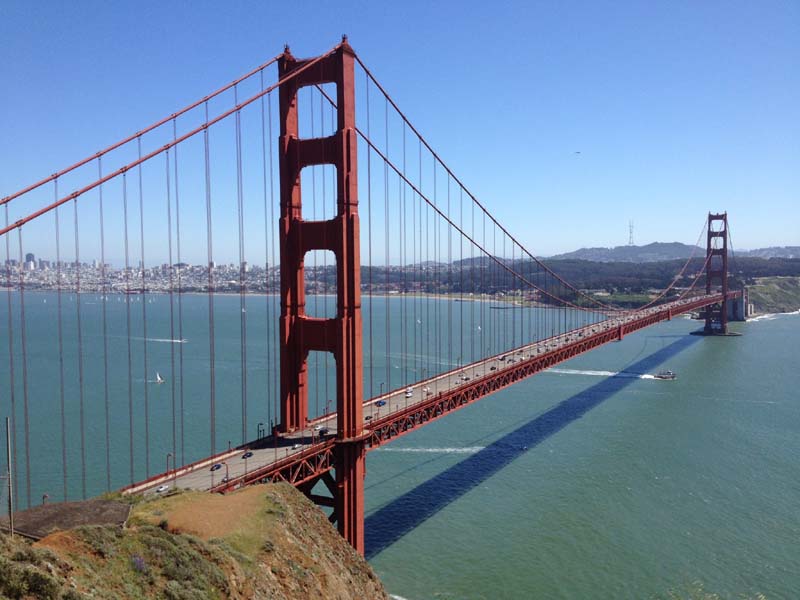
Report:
278,39,366,553
704,212,729,334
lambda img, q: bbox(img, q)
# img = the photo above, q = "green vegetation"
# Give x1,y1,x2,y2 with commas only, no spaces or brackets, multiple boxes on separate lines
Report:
1,484,388,600
747,276,800,314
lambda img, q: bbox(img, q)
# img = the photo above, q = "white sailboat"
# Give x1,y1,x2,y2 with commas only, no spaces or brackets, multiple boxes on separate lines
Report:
155,372,165,384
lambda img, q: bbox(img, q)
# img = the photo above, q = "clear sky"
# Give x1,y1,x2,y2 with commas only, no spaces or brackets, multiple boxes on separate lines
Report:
1,0,798,261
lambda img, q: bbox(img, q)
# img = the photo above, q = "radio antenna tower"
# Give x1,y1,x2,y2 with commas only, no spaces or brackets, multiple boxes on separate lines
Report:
628,220,634,246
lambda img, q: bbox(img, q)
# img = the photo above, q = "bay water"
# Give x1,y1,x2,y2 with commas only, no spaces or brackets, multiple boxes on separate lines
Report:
1,292,797,598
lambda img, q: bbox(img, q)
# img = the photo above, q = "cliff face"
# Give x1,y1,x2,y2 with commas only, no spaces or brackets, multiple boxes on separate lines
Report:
0,483,388,600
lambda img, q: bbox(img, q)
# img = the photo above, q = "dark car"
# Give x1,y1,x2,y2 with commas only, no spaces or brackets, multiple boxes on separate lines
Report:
241,451,253,459
210,463,222,472
376,400,387,407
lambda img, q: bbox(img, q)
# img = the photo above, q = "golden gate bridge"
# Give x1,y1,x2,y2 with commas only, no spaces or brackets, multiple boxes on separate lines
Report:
0,38,742,554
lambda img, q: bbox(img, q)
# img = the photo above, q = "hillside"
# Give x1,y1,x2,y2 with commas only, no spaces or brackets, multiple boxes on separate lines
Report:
747,276,800,314
548,242,701,262
0,484,387,600
547,243,799,263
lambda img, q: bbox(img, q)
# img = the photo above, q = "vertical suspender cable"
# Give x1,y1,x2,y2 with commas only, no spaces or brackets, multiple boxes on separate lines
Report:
123,173,135,484
366,72,374,399
458,189,472,363
260,71,273,428
16,229,30,508
54,183,67,501
384,97,390,392
165,150,177,464
173,118,186,466
204,101,217,456
411,124,417,380
137,137,150,478
268,94,278,431
235,86,247,443
401,122,406,384
98,159,111,491
73,197,87,499
322,93,331,407
447,175,452,368
4,204,18,509
433,159,439,371
309,88,319,416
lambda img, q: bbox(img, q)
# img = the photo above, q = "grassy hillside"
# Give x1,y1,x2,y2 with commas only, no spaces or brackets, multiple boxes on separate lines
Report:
747,276,800,314
1,483,387,600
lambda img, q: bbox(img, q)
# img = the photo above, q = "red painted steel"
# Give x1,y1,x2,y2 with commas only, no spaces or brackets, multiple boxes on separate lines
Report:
704,213,729,334
277,38,366,554
213,293,740,498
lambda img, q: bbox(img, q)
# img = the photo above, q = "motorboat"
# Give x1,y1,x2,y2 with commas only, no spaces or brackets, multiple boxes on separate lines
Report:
654,370,677,380
155,372,165,384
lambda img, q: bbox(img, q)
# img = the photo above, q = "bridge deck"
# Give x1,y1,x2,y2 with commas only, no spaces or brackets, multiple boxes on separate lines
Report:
123,293,731,497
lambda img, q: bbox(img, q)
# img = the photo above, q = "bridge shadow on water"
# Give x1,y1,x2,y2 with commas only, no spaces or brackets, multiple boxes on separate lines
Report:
364,333,701,558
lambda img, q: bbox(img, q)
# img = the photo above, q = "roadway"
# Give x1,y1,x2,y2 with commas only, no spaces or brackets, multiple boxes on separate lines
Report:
127,294,719,496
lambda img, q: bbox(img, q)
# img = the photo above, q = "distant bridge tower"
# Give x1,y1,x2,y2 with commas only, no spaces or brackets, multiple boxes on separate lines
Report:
277,39,366,553
703,212,729,334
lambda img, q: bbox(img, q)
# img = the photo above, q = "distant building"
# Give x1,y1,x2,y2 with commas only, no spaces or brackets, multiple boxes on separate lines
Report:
25,252,35,263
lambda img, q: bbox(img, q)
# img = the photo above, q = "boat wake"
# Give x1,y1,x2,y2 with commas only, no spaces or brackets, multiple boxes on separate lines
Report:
133,336,187,344
547,368,655,380
376,446,484,455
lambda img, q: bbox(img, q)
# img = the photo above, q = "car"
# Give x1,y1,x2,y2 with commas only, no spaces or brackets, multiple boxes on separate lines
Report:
210,463,222,472
405,391,413,398
490,366,497,371
155,484,169,493
292,443,301,450
376,400,387,407
319,427,329,435
365,415,373,420
313,424,323,431
241,451,253,459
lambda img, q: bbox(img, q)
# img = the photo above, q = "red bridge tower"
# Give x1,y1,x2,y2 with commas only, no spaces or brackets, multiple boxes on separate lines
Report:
704,212,729,334
278,39,366,553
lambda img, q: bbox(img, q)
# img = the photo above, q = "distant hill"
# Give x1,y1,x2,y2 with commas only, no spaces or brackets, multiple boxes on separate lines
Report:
737,246,800,259
548,242,701,263
548,243,800,263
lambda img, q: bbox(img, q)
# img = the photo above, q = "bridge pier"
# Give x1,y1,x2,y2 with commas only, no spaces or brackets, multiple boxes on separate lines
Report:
278,38,366,554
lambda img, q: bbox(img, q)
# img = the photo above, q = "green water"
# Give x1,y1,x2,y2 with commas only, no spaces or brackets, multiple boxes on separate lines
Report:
365,314,799,599
1,293,798,598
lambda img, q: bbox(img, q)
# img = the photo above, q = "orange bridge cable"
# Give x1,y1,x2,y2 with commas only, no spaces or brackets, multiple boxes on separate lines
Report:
311,81,616,315
0,54,283,208
0,44,343,238
350,58,622,313
357,129,608,315
631,218,709,312
672,252,715,302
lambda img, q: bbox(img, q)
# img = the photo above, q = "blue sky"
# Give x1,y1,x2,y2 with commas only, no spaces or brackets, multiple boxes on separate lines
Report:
1,0,797,263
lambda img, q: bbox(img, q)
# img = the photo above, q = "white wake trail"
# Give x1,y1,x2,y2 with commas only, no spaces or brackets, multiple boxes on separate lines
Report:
377,447,485,455
547,368,655,380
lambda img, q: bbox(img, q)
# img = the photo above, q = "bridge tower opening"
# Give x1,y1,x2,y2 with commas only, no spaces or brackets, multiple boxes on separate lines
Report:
703,212,729,334
277,39,366,554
